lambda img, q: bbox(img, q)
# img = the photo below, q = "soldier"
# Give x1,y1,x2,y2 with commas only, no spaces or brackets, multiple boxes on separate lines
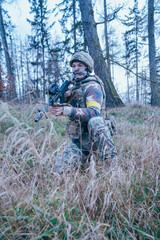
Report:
51,51,117,173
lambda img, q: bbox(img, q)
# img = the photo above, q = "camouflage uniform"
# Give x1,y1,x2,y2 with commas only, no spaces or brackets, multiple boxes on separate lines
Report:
55,51,117,173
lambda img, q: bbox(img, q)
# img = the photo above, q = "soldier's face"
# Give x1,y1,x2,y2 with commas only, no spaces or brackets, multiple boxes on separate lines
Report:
72,62,87,80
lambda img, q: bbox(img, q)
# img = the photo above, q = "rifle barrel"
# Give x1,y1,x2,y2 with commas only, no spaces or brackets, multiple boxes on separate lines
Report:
35,105,49,122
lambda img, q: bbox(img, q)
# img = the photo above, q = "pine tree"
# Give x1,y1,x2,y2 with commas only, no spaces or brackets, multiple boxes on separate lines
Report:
27,0,54,101
55,0,85,54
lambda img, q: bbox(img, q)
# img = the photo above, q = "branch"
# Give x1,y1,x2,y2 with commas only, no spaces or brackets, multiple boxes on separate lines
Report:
109,57,159,85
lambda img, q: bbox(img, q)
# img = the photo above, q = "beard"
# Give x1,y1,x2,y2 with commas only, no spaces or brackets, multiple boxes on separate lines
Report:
73,69,88,81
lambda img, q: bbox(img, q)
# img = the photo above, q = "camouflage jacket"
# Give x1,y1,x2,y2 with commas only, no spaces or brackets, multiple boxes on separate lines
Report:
64,76,105,122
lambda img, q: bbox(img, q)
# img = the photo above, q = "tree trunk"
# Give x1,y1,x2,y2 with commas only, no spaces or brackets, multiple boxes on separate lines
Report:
0,3,16,99
0,63,3,98
78,0,123,107
148,0,159,106
135,16,139,102
14,39,21,99
104,0,111,83
73,0,77,53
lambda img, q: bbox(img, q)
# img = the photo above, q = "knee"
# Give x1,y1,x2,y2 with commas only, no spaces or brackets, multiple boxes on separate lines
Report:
88,117,104,133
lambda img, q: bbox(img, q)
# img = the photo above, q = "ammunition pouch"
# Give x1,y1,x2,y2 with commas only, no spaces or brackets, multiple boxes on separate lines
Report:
67,119,82,139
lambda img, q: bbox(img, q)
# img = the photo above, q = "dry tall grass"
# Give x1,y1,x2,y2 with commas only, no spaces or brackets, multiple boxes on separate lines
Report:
0,101,159,240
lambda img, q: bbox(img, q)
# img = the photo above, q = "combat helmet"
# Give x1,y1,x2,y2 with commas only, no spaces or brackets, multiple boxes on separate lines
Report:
69,51,94,72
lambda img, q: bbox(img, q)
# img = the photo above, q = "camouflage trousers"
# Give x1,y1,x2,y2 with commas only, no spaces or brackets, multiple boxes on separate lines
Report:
55,117,117,173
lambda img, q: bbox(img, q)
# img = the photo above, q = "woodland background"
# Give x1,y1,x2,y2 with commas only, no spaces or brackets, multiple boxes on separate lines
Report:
0,0,160,107
0,0,160,239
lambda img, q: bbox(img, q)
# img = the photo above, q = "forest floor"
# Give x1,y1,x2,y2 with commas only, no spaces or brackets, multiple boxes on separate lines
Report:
0,101,160,240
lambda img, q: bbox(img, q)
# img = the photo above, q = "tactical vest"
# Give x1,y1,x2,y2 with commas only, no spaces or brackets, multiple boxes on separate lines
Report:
71,75,106,110
66,76,106,139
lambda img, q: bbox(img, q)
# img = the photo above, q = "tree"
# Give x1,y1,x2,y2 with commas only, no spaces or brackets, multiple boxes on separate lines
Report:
0,1,16,99
56,0,85,54
121,0,143,102
124,32,131,103
148,0,160,106
78,0,123,107
103,0,111,83
27,0,54,101
100,1,123,84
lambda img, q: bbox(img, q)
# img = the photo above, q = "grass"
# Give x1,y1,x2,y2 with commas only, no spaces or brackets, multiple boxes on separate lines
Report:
0,101,159,239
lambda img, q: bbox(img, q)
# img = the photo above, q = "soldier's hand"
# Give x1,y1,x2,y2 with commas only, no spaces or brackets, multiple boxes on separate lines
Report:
50,106,64,116
65,89,72,99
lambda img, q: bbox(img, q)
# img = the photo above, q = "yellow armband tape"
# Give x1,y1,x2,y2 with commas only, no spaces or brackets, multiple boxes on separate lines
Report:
87,101,101,110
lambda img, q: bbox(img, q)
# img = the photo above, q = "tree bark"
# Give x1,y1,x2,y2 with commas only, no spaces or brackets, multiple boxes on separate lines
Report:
0,63,3,98
104,0,111,83
0,2,16,99
135,11,139,102
148,0,159,106
73,0,77,53
78,0,123,107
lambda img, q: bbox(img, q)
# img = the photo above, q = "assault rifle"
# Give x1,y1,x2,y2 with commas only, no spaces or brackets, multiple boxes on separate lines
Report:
35,80,70,122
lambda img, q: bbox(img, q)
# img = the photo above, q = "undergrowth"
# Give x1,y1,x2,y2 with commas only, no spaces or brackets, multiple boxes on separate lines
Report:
0,101,159,240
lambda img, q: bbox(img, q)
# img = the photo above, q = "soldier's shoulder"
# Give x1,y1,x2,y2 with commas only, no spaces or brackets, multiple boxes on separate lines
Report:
83,80,100,93
82,77,100,86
